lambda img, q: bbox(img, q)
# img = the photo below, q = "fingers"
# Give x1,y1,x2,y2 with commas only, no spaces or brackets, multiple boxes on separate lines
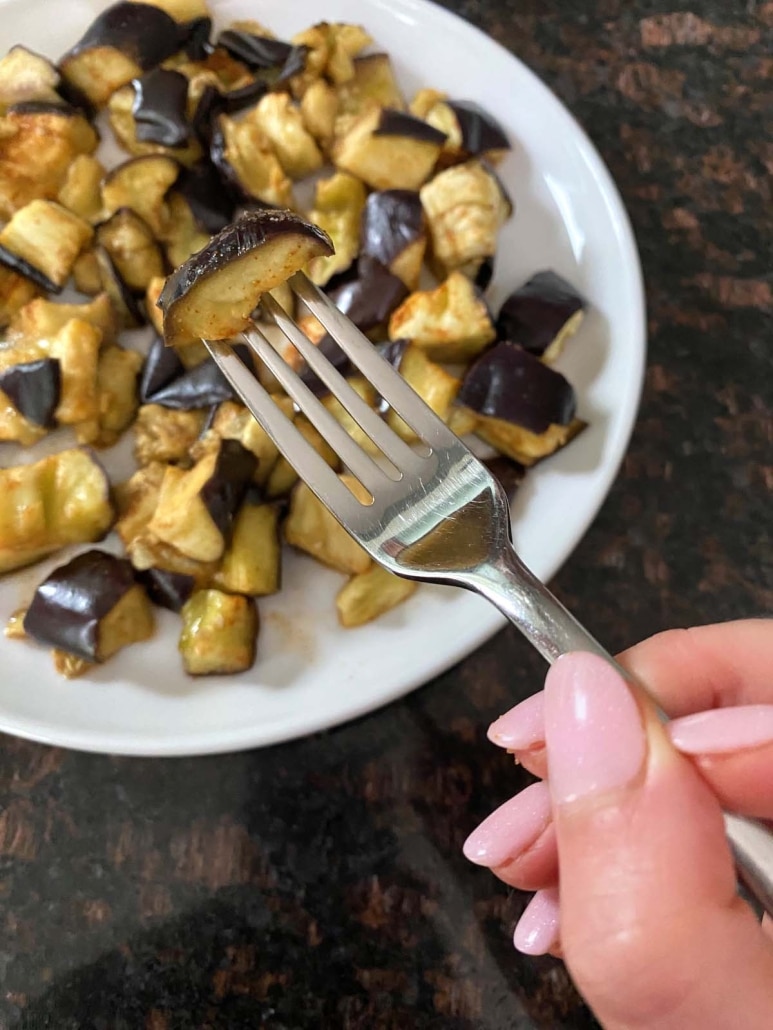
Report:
536,653,773,1030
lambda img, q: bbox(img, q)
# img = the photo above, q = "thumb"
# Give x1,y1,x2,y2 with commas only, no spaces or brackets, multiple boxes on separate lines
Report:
543,653,773,1030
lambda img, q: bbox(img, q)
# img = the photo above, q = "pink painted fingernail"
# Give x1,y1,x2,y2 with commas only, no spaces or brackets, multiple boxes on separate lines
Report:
463,781,551,868
544,653,646,805
668,705,773,755
487,692,545,749
513,887,560,955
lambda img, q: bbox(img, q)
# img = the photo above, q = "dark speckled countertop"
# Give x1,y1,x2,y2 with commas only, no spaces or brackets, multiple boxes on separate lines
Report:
1,1,771,1027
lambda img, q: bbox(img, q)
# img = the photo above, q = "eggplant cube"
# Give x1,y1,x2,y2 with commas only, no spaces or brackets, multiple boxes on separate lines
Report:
214,501,281,597
336,565,417,628
473,414,587,467
47,317,103,426
101,155,180,237
285,476,371,575
307,171,367,286
0,200,93,288
388,271,496,363
333,107,445,192
96,208,166,293
179,588,258,676
300,79,339,148
495,271,587,361
57,154,105,223
23,550,155,665
0,357,60,430
133,404,207,466
0,265,38,331
360,189,427,291
386,346,464,443
10,292,119,347
158,209,333,349
211,111,294,209
76,345,144,449
108,84,203,166
336,53,405,122
253,92,324,180
0,46,62,111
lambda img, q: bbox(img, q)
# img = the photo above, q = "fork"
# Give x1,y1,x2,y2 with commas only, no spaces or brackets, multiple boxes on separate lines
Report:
204,269,773,917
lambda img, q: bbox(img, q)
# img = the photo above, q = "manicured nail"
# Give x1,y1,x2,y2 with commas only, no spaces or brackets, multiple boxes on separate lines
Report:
463,782,551,868
544,653,646,805
513,887,560,955
668,705,773,755
488,692,545,750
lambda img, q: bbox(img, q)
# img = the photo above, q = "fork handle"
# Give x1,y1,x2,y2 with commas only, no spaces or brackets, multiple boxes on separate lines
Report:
470,543,773,918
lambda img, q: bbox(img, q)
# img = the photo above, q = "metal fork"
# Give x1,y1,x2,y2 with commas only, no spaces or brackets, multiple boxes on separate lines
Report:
205,269,773,916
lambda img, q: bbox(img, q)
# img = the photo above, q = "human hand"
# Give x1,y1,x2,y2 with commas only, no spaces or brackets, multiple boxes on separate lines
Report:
464,620,773,1029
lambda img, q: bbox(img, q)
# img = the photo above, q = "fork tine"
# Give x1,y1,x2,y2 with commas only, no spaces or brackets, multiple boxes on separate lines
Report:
289,271,459,450
260,293,425,472
202,341,362,517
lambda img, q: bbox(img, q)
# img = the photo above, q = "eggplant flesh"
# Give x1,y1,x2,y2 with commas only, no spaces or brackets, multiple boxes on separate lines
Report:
495,271,586,358
458,341,577,434
179,588,257,676
0,358,61,427
0,243,60,294
132,67,190,147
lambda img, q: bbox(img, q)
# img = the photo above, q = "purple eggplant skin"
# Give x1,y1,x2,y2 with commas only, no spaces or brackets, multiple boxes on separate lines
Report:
0,358,61,428
329,257,408,333
8,99,74,117
217,31,307,82
201,439,257,540
446,101,510,156
484,454,526,497
374,109,447,146
0,244,61,294
175,161,235,234
360,190,425,269
192,80,270,152
139,336,185,402
132,68,190,148
179,17,213,61
458,340,577,435
474,255,495,293
63,2,181,71
143,342,255,409
95,246,145,327
139,568,196,612
495,270,586,356
23,550,139,663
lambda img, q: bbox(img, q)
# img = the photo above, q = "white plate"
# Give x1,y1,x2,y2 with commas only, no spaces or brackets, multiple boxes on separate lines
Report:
0,0,646,756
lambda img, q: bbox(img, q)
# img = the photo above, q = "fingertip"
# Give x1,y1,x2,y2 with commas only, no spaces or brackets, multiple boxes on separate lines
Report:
487,692,545,750
513,888,560,955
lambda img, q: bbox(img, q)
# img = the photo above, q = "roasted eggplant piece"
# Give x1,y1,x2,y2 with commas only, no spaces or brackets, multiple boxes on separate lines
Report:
9,292,118,346
495,271,587,361
192,397,295,487
96,208,166,293
139,334,185,400
306,172,367,286
0,265,40,328
300,79,339,149
336,53,405,123
474,414,587,467
72,251,103,295
290,22,372,91
95,246,145,328
132,67,190,147
147,440,257,562
217,30,306,85
45,317,102,426
213,500,281,596
0,200,93,289
0,448,114,575
76,345,144,448
385,345,466,443
179,588,257,676
0,358,60,430
57,154,105,222
420,159,512,277
285,475,371,575
174,160,234,233
333,106,446,191
23,550,155,667
360,189,427,291
145,276,166,335
160,193,211,268
60,1,182,107
133,404,207,465
0,103,97,219
159,209,333,349
140,335,255,409
108,83,202,165
327,259,408,338
253,92,324,180
0,47,63,111
422,99,510,166
388,271,495,362
139,567,196,612
101,155,180,236
209,109,293,209
459,341,577,434
336,565,417,628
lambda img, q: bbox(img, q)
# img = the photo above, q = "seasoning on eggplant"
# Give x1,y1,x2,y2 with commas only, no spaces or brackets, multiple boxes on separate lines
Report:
160,192,211,268
96,208,166,293
0,265,39,331
213,500,281,596
139,567,196,612
42,317,102,426
0,448,114,575
179,588,257,676
158,208,333,349
10,292,118,347
336,53,405,123
253,92,324,180
133,404,207,466
0,199,93,289
0,102,97,219
57,154,105,222
300,79,339,148
289,22,372,93
336,564,417,628
458,340,577,436
59,1,183,107
209,109,294,209
0,358,61,429
420,159,512,277
101,155,180,236
95,246,145,329
495,271,587,361
131,67,190,147
23,549,155,668
333,106,446,192
0,46,63,111
76,344,144,448
388,271,495,362
192,397,295,487
360,189,427,290
285,476,372,575
306,171,367,286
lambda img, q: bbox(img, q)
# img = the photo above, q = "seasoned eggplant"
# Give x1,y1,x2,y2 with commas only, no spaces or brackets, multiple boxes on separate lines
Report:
336,565,417,628
114,460,167,547
46,317,102,426
133,404,207,465
333,106,446,191
0,103,97,218
385,345,466,443
458,340,577,435
290,22,372,90
217,30,306,84
253,92,324,180
95,246,145,329
57,154,105,222
420,159,512,276
72,251,103,295
209,110,293,209
0,266,39,330
147,440,257,562
23,550,154,666
422,99,510,166
108,83,202,165
213,500,281,596
179,588,257,676
300,79,339,149
96,208,166,293
0,47,63,111
388,271,495,362
101,155,180,236
9,292,118,346
495,271,587,361
285,475,371,575
0,358,61,429
60,1,182,107
132,67,190,147
306,172,367,286
329,258,408,335
0,200,93,289
160,193,211,268
145,276,166,335
474,414,587,467
360,189,427,290
76,345,144,448
139,567,196,612
159,209,333,349
336,53,405,123
192,397,294,487
139,334,185,400
0,448,114,575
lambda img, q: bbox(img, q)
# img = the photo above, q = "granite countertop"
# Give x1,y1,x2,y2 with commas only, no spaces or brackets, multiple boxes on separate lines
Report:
1,1,771,1027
